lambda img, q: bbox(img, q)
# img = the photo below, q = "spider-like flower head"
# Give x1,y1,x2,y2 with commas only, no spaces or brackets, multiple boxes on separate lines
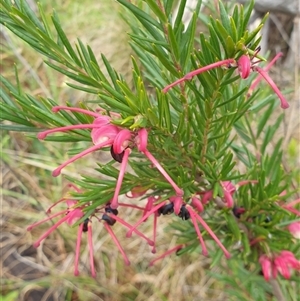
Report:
237,52,289,109
37,106,121,177
27,186,84,248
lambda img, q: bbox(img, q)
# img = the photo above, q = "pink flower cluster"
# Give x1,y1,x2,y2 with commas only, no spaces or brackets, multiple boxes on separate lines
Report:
31,105,254,276
27,185,155,277
32,107,237,276
259,251,300,281
28,179,240,276
162,48,289,109
30,105,297,280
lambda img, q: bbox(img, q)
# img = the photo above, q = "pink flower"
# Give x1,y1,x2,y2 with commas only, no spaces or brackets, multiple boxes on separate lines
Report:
170,195,184,215
104,206,154,248
27,199,84,248
249,52,283,92
100,204,154,265
37,106,120,177
136,129,183,197
191,196,204,213
282,198,300,216
163,51,289,109
142,196,160,253
101,212,131,266
288,221,300,239
109,129,133,209
259,254,273,281
237,54,289,109
259,251,300,281
27,184,98,277
162,59,235,93
279,251,300,270
74,218,96,277
126,201,167,238
273,251,300,279
186,205,230,258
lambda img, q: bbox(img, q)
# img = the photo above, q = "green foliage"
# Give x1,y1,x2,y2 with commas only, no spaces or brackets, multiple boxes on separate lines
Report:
0,0,298,300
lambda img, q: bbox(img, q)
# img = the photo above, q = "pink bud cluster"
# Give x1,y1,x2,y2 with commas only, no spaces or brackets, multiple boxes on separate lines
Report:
162,48,289,109
259,251,300,281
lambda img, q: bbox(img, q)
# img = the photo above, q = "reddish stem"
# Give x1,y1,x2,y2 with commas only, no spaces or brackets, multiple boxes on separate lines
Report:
162,59,235,93
143,149,183,196
103,222,130,266
33,214,70,247
74,223,83,276
52,139,113,177
27,209,68,230
110,148,131,209
52,106,100,118
87,222,96,278
149,245,184,266
37,124,106,140
107,213,154,246
193,211,230,258
126,202,166,238
186,206,208,256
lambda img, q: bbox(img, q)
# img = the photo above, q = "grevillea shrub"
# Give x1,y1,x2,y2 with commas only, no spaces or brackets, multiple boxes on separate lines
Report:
1,0,299,300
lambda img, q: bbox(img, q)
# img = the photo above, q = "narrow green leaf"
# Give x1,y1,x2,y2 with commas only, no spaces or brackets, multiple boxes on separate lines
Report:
244,24,263,46
173,0,187,33
38,2,53,40
101,54,121,91
215,20,231,56
218,0,231,35
3,23,56,60
152,44,178,75
256,103,274,138
44,61,102,88
66,83,99,94
51,11,82,67
164,0,174,17
242,0,255,33
225,212,241,241
0,124,44,132
117,0,161,29
180,12,197,67
229,17,238,42
99,94,133,114
20,0,44,31
237,4,244,40
167,23,179,60
145,0,167,23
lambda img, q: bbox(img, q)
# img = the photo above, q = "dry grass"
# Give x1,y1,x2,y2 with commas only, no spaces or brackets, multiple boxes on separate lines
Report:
1,1,299,301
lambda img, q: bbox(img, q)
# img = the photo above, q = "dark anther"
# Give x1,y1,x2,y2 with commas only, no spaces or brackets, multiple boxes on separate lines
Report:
105,204,119,215
232,206,245,219
102,213,116,226
265,216,271,223
158,203,174,215
252,214,272,225
178,205,190,220
82,218,90,232
110,145,124,163
255,46,261,52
